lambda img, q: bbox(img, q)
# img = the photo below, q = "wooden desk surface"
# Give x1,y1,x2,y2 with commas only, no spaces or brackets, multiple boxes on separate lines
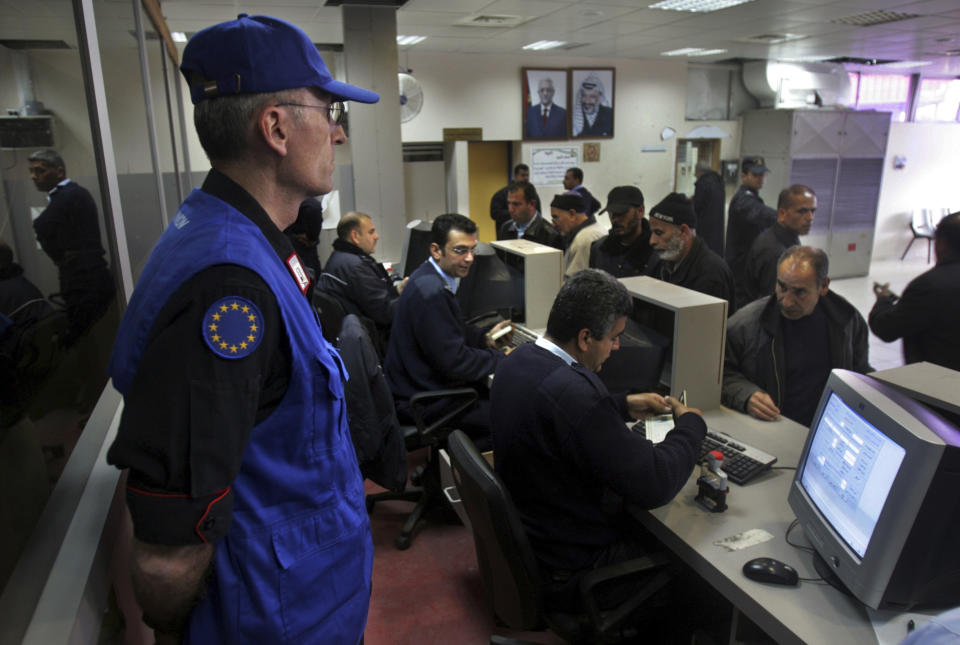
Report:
632,407,881,645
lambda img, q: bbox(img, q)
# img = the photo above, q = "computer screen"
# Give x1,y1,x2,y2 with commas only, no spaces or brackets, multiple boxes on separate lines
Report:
788,369,960,611
799,391,906,559
455,242,523,323
399,219,433,278
597,298,672,394
489,239,562,330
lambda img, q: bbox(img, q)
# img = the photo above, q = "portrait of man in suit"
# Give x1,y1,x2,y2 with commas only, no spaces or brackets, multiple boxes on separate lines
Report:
524,69,568,140
571,69,614,138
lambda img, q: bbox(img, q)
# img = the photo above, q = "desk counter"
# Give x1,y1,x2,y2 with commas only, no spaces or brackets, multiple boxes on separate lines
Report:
633,407,880,645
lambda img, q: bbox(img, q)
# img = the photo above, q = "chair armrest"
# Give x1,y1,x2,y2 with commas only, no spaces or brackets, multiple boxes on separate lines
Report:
408,387,478,439
579,552,674,636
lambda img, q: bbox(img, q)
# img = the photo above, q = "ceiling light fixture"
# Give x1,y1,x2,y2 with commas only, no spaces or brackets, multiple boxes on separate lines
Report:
650,0,755,13
522,40,568,51
661,47,727,56
171,31,187,43
396,35,427,46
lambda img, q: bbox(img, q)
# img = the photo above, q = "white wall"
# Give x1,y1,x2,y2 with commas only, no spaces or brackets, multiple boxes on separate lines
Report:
873,122,960,261
403,160,446,222
400,51,740,213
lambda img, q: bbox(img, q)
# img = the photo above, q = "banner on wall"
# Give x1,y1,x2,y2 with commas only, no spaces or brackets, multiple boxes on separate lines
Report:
530,146,579,185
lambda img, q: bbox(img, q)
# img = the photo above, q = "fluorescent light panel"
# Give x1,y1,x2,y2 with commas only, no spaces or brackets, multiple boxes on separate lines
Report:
650,0,755,12
662,47,727,56
396,35,427,46
171,31,187,43
523,40,567,51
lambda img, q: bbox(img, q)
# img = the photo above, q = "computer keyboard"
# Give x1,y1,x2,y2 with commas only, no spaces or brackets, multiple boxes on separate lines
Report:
633,421,778,486
506,323,539,349
699,430,778,485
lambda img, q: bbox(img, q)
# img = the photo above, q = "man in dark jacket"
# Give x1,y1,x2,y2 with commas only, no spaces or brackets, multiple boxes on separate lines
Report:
742,185,816,304
28,149,114,345
692,163,725,256
384,214,511,430
723,246,871,427
321,211,406,344
562,167,601,217
869,212,960,371
725,156,777,308
490,164,532,231
497,181,562,248
645,193,735,312
491,269,704,612
589,185,652,278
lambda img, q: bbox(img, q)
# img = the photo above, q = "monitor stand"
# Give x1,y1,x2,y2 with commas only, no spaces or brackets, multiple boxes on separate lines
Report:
812,551,854,600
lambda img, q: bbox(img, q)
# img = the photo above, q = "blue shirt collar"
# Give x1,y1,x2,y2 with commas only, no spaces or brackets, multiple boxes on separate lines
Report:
428,256,460,293
535,336,577,366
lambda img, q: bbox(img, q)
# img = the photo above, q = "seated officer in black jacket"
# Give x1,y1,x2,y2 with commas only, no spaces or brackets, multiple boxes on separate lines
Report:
590,185,652,277
321,211,406,344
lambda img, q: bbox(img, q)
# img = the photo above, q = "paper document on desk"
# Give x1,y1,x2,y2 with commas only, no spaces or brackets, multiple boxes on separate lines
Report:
645,415,674,443
713,528,774,552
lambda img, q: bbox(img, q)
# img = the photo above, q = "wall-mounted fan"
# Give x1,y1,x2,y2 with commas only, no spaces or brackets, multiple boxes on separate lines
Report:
398,72,423,123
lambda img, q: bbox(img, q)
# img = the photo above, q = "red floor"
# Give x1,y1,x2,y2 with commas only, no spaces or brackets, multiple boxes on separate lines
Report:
363,450,565,645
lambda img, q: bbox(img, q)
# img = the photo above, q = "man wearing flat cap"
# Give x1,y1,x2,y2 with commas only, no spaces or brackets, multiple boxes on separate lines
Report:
106,14,378,644
589,186,653,278
550,192,606,279
646,192,735,311
725,156,777,308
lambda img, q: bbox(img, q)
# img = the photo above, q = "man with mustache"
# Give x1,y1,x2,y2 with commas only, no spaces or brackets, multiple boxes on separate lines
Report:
743,185,817,304
723,246,871,426
645,192,734,311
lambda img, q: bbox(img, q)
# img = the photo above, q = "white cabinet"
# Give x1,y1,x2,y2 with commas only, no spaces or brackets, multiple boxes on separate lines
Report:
741,109,890,277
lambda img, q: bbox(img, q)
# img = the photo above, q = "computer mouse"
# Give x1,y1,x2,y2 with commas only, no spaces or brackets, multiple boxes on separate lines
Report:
742,557,799,586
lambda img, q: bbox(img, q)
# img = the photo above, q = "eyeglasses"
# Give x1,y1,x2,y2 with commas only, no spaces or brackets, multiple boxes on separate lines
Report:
447,245,476,257
275,101,345,126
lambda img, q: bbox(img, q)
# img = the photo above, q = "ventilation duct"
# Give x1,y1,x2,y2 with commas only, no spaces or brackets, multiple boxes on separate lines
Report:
10,50,46,116
742,60,853,109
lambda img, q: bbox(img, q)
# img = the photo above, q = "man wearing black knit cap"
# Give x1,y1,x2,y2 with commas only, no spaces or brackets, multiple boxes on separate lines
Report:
646,192,735,311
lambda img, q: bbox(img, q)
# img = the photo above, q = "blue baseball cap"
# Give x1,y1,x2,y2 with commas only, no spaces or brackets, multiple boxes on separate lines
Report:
180,14,379,105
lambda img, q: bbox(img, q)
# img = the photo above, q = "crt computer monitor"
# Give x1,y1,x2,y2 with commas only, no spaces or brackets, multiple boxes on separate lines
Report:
787,369,960,611
597,297,672,395
399,219,433,278
489,238,562,330
455,241,523,323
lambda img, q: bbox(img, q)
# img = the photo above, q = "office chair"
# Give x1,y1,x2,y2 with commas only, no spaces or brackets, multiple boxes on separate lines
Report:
446,430,675,644
365,387,478,550
900,209,937,263
311,287,348,345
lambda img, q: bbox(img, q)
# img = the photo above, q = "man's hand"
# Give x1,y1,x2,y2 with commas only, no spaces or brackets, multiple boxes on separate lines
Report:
396,276,409,295
666,395,702,419
872,281,894,299
626,392,670,419
747,391,780,421
486,320,513,349
131,539,213,638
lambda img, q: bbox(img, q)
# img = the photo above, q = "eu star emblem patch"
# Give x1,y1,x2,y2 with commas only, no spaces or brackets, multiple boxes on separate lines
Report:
202,296,264,359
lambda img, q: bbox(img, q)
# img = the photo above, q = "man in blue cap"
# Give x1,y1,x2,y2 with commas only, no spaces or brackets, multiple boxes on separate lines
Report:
106,15,378,644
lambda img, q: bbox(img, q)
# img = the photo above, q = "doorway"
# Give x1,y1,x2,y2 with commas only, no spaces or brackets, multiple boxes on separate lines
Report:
674,138,721,196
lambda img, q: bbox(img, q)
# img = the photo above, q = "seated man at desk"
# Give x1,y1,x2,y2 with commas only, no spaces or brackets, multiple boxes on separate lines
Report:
723,245,871,426
589,185,653,278
384,213,511,432
321,211,406,345
645,192,735,311
550,193,606,280
497,180,562,249
491,269,705,613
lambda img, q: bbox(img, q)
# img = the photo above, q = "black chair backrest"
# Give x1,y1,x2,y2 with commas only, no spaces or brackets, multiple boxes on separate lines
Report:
312,287,348,345
446,430,543,630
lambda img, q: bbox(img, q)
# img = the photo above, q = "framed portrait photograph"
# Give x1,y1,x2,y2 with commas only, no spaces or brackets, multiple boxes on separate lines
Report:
522,68,569,141
570,68,615,138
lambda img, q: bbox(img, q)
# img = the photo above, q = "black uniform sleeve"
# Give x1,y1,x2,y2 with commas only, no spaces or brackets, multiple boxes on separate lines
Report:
107,265,289,546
